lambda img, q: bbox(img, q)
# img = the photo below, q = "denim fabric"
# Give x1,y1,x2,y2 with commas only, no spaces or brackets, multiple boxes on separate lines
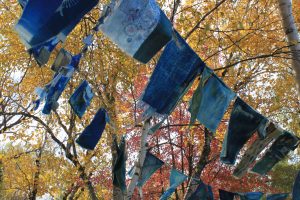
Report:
187,180,213,200
141,31,205,119
51,49,73,72
137,152,164,187
293,170,300,200
251,131,299,175
238,192,263,200
69,80,94,118
18,0,27,8
189,67,236,133
113,136,127,192
233,123,283,178
15,0,98,49
220,97,269,165
160,169,188,200
219,189,236,200
76,108,107,150
266,193,289,200
42,66,75,114
99,0,172,63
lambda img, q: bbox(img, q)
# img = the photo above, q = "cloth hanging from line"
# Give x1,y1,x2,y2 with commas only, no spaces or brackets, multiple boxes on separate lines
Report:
15,0,98,49
137,152,164,187
160,168,188,200
112,136,127,192
187,180,214,200
220,97,269,165
219,189,236,200
189,66,236,133
76,108,107,150
69,80,94,118
238,192,263,200
99,0,173,63
251,131,299,175
293,170,300,200
266,193,289,200
139,30,205,122
51,48,73,72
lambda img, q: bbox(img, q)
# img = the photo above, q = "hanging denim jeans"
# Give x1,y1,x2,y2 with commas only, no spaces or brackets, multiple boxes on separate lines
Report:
69,80,94,118
220,97,269,165
15,0,99,49
266,193,289,200
51,48,73,72
140,31,205,121
293,171,300,200
233,123,284,178
160,169,188,200
238,192,263,200
251,131,299,175
113,136,127,192
189,66,236,133
187,180,214,200
99,0,173,63
219,189,236,200
42,66,75,114
76,108,107,150
137,152,164,187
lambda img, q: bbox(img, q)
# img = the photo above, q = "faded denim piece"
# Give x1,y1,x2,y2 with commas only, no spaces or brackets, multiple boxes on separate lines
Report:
51,49,73,72
219,189,236,200
251,131,299,175
18,0,27,8
220,97,269,165
187,180,214,200
42,66,75,114
238,192,263,200
137,152,164,187
15,0,98,49
189,66,236,133
99,0,172,63
69,80,94,118
113,136,127,192
76,108,107,150
266,193,289,200
293,171,300,200
233,123,283,178
140,31,205,121
160,169,188,200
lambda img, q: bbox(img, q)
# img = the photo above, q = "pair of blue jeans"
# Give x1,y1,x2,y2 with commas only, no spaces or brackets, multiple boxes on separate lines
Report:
219,189,236,200
76,108,107,150
239,192,263,200
189,67,236,133
221,97,269,165
266,193,289,200
140,31,205,120
15,0,98,49
69,80,94,118
99,0,173,63
187,180,214,200
293,171,300,200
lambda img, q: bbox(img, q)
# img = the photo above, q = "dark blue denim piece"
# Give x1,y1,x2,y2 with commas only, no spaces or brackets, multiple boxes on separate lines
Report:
76,108,107,150
266,193,289,200
220,97,269,165
251,131,299,175
189,66,236,133
239,192,263,200
15,0,98,49
69,80,94,118
187,180,214,200
137,152,164,187
160,169,188,200
141,31,205,116
219,189,236,200
113,136,127,192
293,170,300,200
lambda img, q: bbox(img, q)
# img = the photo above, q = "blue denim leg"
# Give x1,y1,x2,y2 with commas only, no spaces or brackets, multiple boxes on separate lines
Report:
137,152,164,187
113,136,127,192
99,0,172,63
141,31,205,118
69,80,94,118
293,171,300,200
15,0,98,49
251,131,299,175
266,193,289,200
220,97,269,165
219,189,236,200
160,169,188,200
189,66,236,133
76,108,107,150
239,192,263,200
187,180,214,200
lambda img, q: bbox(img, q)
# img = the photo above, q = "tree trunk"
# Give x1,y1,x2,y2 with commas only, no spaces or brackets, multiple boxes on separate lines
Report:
29,148,43,200
277,0,300,95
